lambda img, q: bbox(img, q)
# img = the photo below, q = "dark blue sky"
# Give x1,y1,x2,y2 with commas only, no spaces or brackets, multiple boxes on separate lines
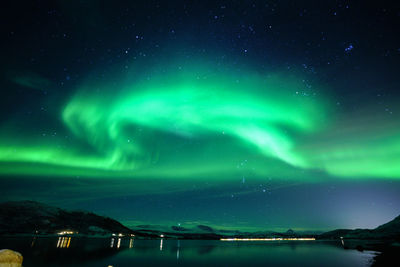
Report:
0,0,400,231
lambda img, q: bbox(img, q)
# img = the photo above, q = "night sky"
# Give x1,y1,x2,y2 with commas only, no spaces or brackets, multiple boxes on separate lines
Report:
1,0,400,232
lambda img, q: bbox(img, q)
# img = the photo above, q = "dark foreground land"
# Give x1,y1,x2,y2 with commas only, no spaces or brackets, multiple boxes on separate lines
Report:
0,200,399,266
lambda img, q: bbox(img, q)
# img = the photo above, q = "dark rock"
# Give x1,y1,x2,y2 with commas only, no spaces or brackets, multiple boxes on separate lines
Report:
0,249,23,266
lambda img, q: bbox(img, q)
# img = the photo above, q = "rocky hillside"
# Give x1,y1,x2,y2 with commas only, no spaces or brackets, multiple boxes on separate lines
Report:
0,201,134,236
319,215,400,240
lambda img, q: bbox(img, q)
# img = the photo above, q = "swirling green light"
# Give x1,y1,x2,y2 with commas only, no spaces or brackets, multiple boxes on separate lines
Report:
1,62,399,179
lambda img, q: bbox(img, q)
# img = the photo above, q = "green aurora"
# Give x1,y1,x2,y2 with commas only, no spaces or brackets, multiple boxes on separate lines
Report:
0,62,399,180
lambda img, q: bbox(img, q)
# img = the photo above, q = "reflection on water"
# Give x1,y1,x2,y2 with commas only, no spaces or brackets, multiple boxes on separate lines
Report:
109,237,122,249
0,237,376,267
30,236,36,247
56,237,71,248
176,240,180,260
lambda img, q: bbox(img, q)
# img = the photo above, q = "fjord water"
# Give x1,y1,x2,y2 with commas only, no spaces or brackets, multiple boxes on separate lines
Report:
0,237,375,266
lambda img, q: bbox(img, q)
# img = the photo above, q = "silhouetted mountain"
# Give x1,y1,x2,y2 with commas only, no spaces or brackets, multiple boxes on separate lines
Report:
171,226,188,231
286,229,295,235
373,215,400,237
197,225,214,232
319,215,400,240
7,200,398,242
0,201,134,236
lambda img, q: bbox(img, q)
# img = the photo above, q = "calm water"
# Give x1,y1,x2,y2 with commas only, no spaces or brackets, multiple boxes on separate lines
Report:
0,237,376,267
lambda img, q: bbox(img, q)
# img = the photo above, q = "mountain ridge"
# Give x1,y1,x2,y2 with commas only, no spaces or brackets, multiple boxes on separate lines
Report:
318,214,400,240
0,200,134,236
1,200,399,241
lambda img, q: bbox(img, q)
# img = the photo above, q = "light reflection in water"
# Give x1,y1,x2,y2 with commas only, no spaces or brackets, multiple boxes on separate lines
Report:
110,237,131,249
7,237,374,266
31,236,37,247
56,237,71,248
176,240,180,260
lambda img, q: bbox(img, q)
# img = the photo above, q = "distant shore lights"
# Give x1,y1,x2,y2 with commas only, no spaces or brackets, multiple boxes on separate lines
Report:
220,237,316,241
57,230,75,235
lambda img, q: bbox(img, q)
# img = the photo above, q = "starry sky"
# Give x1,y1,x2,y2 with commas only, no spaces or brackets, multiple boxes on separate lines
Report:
1,0,400,231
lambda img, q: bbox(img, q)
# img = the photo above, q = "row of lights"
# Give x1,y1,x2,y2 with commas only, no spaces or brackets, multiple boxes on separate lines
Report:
220,237,316,241
57,231,75,235
111,233,135,237
57,231,135,237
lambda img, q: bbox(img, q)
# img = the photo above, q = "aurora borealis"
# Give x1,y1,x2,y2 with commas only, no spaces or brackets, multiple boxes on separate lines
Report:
1,0,400,231
2,64,329,177
2,63,400,179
